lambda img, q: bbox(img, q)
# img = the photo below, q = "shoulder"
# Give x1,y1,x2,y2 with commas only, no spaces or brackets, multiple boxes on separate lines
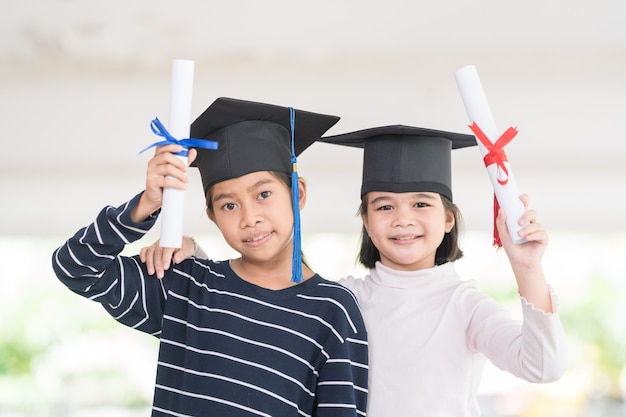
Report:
337,274,365,290
303,276,366,333
437,263,482,292
308,276,360,308
173,256,227,272
165,258,232,289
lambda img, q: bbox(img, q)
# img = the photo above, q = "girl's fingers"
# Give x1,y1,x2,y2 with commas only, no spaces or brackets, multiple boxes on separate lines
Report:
519,194,530,208
156,247,177,279
142,244,157,275
153,144,184,156
187,148,197,166
518,208,537,227
150,157,189,181
496,209,512,243
146,158,190,191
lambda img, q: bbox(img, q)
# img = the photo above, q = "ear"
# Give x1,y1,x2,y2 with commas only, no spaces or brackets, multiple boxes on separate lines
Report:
445,208,456,233
206,206,217,224
360,211,370,234
297,177,307,210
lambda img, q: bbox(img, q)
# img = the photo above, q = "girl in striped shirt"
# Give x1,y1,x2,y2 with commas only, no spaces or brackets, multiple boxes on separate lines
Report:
52,97,368,417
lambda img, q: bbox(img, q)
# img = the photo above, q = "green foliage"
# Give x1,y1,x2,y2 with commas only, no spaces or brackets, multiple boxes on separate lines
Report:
0,339,38,375
559,272,626,375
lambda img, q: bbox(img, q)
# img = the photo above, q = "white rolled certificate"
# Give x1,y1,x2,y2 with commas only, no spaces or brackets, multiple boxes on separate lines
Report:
454,65,526,245
160,59,195,248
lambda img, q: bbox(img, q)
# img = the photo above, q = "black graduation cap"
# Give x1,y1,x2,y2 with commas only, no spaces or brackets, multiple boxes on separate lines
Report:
320,125,476,202
189,97,340,283
190,97,340,195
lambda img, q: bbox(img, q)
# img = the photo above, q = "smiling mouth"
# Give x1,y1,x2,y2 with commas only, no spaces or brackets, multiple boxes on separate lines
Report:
245,232,272,243
391,235,419,241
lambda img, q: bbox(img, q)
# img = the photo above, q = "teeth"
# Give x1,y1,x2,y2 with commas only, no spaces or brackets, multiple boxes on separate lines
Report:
249,233,269,242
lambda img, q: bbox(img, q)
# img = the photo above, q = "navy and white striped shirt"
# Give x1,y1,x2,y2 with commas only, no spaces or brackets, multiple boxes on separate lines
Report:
52,193,369,416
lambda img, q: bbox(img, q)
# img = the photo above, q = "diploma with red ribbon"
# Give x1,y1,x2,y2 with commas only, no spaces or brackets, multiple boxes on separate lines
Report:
454,65,527,247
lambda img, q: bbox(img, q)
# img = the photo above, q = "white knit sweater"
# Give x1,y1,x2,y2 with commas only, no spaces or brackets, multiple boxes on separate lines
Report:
341,261,567,417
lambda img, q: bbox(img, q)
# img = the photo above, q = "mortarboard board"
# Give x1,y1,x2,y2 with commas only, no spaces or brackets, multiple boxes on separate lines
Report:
320,125,476,202
190,97,339,194
189,97,340,283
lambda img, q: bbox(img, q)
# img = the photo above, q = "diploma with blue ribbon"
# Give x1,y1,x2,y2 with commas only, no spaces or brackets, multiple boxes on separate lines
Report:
140,118,218,156
140,60,218,248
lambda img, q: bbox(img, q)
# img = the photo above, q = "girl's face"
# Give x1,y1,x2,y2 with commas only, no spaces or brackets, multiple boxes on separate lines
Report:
208,171,304,269
362,191,454,271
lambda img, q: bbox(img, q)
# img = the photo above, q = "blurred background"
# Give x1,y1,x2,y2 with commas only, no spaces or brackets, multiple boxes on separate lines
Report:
1,0,625,416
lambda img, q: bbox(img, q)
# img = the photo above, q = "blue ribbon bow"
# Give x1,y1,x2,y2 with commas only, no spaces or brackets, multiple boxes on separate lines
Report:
139,118,218,156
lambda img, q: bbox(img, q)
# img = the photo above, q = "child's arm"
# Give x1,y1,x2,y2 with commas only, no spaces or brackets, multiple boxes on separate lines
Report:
51,145,196,334
497,194,553,313
466,196,568,383
314,296,369,416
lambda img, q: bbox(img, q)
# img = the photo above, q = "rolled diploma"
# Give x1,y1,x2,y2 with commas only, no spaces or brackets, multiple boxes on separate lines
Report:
454,65,526,244
160,59,194,248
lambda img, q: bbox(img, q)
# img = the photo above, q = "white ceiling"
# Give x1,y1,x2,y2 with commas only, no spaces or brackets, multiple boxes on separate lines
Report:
1,0,625,236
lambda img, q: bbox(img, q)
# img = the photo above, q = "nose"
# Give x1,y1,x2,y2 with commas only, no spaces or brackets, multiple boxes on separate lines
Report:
239,203,263,228
391,205,415,227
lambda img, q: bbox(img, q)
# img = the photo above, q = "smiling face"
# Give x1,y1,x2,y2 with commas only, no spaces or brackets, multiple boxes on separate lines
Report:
207,171,304,274
361,191,455,271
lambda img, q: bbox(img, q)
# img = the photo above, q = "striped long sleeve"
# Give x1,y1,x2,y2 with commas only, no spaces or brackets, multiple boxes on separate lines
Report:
52,193,369,416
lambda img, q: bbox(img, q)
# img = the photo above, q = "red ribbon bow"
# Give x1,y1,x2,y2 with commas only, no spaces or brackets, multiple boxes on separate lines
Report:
468,122,519,248
468,122,518,185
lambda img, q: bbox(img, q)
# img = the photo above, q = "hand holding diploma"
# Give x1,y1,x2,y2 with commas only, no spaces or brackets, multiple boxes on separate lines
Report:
454,65,526,246
133,143,196,225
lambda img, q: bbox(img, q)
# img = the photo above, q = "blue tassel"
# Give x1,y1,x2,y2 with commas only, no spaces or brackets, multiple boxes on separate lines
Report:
289,107,303,283
291,169,302,283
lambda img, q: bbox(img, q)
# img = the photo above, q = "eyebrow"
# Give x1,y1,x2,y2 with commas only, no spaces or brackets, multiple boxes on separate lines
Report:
212,178,276,203
412,192,438,199
369,192,437,205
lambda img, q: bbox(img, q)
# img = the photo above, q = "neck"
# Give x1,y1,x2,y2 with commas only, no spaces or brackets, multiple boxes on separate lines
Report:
230,258,313,290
